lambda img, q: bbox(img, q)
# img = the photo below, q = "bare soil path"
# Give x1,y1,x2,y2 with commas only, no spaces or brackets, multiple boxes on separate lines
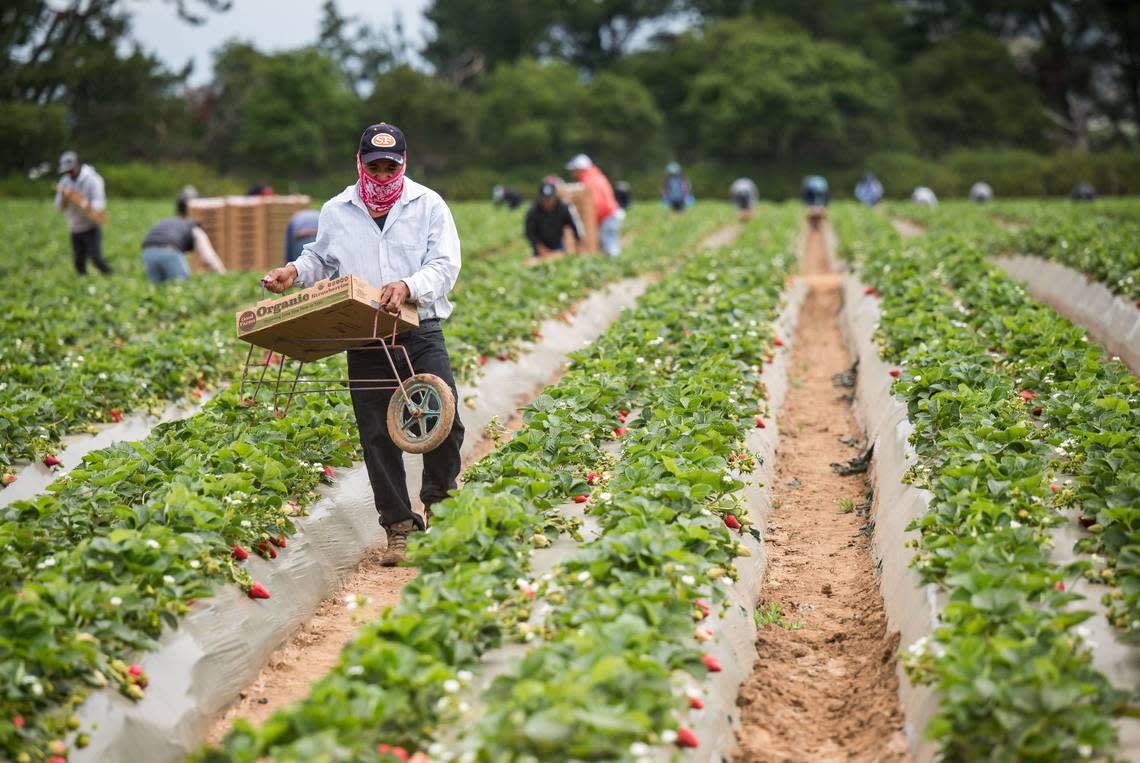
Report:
891,218,925,239
735,224,909,762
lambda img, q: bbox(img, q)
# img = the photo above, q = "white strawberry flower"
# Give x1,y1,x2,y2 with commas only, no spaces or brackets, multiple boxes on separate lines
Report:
681,575,696,586
457,670,474,683
346,665,364,676
146,539,160,549
636,356,645,364
629,742,651,756
189,560,201,570
163,575,175,585
661,729,678,744
110,596,122,607
599,492,612,502
576,571,591,582
443,679,461,694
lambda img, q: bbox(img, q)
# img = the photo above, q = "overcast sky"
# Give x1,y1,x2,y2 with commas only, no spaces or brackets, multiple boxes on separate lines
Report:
128,0,432,85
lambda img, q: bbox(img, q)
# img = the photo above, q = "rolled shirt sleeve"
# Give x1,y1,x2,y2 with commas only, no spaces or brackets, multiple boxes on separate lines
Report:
402,198,460,304
291,204,340,287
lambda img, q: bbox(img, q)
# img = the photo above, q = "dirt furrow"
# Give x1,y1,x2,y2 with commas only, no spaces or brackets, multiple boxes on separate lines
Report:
735,222,909,762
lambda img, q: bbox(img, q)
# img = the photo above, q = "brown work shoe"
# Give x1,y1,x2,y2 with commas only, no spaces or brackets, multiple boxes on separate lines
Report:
381,519,418,566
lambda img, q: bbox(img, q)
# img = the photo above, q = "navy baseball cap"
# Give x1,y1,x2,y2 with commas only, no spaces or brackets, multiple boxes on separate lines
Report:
359,123,406,165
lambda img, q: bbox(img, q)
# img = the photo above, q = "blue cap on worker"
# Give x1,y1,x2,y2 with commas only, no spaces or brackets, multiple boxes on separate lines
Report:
359,123,406,165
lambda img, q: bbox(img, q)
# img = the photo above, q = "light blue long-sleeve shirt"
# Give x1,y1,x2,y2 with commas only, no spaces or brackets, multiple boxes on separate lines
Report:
290,178,462,321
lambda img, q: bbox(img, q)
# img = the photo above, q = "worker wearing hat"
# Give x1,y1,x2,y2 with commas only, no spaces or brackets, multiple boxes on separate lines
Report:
525,182,582,258
565,154,623,256
261,123,465,566
54,150,111,275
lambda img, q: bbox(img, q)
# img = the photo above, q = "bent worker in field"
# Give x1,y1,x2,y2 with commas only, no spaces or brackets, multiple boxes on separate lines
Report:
140,192,226,283
261,123,464,566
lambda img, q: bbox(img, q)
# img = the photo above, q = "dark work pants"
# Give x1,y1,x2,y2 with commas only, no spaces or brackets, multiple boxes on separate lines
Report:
347,322,464,530
70,228,111,275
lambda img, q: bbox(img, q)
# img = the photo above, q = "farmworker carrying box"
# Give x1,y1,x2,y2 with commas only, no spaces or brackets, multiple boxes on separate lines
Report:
54,150,111,276
566,153,624,256
140,192,227,283
525,181,581,259
261,122,464,566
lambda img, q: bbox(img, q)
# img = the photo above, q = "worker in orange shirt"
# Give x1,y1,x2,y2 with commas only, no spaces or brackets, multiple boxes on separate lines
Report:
565,154,623,256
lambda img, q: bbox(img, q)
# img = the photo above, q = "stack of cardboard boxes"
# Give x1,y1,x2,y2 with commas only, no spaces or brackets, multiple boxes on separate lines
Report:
188,195,312,272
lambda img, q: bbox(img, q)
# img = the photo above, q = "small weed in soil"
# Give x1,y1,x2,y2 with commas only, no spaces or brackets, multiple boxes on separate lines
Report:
755,601,804,630
837,496,856,513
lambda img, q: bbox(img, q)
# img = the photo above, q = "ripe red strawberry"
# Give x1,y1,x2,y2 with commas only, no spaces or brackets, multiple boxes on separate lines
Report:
688,695,705,710
694,599,711,617
110,409,123,423
701,654,722,672
587,470,598,485
43,454,61,467
619,408,630,416
1032,406,1042,416
48,758,67,763
323,465,335,478
676,727,699,748
476,355,487,366
531,330,543,340
573,495,588,504
617,414,627,423
754,416,765,428
13,714,24,728
888,368,901,378
864,286,875,295
232,544,249,560
1050,484,1060,494
247,582,270,599
764,354,773,363
1,473,14,486
773,338,784,347
498,353,510,362
725,514,741,530
613,427,627,437
1018,389,1037,402
1055,580,1065,592
1135,300,1140,309
190,388,203,400
128,663,143,678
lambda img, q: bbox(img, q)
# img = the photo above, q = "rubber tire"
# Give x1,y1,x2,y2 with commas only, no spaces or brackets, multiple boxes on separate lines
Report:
385,373,456,454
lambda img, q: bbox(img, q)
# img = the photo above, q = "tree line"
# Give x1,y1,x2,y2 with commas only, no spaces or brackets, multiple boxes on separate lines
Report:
2,0,1138,197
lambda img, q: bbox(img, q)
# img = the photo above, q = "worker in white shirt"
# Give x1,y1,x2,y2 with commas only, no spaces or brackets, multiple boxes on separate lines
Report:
54,150,111,275
261,123,464,566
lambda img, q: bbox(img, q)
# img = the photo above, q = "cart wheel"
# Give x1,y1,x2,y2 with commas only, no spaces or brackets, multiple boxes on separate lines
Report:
386,374,456,454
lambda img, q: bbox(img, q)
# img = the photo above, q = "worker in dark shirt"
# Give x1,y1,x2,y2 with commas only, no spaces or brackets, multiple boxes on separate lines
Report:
285,208,320,264
525,182,581,258
140,195,226,283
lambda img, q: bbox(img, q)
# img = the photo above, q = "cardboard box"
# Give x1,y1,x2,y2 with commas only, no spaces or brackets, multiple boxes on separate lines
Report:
236,275,419,362
187,198,228,273
558,183,598,253
265,195,313,269
224,196,267,272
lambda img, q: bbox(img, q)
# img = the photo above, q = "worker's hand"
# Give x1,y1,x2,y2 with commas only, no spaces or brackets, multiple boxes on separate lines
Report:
262,264,297,293
379,280,410,312
535,245,552,258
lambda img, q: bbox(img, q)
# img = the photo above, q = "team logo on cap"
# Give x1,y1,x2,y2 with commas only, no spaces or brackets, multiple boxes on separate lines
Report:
371,133,397,148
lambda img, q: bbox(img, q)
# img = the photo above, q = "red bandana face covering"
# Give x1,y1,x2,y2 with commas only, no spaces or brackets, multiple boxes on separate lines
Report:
357,153,406,216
